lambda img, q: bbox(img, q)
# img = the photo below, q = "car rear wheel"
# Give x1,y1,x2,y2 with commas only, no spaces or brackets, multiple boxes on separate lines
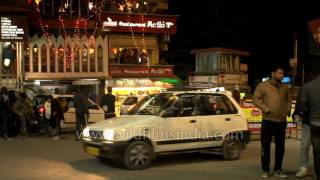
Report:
123,141,152,170
222,139,242,160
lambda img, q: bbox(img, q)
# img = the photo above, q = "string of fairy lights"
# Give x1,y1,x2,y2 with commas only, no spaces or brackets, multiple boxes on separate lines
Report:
38,0,149,69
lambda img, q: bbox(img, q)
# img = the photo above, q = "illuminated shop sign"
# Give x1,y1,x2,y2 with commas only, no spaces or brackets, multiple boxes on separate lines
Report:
109,65,174,77
102,14,177,34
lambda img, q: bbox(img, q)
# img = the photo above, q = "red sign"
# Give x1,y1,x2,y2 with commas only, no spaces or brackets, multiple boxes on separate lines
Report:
109,65,174,77
102,13,177,34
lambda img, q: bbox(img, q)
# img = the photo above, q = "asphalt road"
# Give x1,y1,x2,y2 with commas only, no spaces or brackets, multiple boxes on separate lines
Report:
0,135,315,180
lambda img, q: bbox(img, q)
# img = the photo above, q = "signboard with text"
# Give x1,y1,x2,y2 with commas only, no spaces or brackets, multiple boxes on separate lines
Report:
218,74,248,84
0,16,27,42
109,65,174,77
102,13,177,34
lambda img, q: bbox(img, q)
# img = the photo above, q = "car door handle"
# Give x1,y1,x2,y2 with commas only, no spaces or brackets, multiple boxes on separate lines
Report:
225,118,231,121
190,120,197,123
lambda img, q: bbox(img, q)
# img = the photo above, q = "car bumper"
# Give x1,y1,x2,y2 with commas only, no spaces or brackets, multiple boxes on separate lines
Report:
82,138,128,159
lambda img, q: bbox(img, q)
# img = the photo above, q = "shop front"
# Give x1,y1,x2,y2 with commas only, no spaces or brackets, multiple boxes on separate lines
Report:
22,11,177,98
107,64,179,116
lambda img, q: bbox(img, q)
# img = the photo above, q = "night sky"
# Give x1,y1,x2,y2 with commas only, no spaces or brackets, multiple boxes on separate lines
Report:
166,0,320,86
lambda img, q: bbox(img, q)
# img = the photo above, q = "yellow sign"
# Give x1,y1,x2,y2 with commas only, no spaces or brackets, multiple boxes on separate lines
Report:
86,146,100,156
242,107,294,123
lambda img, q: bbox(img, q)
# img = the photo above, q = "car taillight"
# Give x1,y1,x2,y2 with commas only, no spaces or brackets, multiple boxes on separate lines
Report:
39,107,45,113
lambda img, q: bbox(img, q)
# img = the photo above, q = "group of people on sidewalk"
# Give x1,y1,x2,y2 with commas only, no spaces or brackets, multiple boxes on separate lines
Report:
0,87,33,140
0,85,116,142
253,65,320,179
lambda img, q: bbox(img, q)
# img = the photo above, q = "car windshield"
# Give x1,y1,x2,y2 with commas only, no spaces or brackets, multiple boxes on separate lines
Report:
128,93,173,116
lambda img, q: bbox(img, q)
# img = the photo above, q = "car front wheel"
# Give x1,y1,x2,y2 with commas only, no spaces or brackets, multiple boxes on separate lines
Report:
123,141,152,170
222,139,242,160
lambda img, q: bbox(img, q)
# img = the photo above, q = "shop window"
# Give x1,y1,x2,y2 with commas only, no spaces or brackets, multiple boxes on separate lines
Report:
50,46,56,73
41,45,47,73
109,48,151,65
58,45,64,73
24,45,30,72
33,44,39,73
89,45,95,72
97,45,103,72
74,45,80,72
66,44,72,72
82,45,88,72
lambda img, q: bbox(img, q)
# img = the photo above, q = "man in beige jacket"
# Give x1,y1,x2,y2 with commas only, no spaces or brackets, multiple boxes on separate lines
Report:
253,65,291,179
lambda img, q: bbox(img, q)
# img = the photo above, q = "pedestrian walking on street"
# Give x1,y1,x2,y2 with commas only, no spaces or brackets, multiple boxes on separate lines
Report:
74,88,89,141
7,90,18,136
299,69,320,180
253,65,292,179
293,87,312,178
12,92,32,139
101,87,116,119
51,98,63,140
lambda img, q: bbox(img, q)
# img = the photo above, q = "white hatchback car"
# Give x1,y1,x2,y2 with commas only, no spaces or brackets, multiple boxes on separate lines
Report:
82,91,250,170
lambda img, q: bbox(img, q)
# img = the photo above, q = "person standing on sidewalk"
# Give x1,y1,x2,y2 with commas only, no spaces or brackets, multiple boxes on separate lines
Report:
12,93,32,139
293,87,312,178
299,70,320,180
253,65,292,179
51,98,63,140
101,87,116,119
74,88,89,141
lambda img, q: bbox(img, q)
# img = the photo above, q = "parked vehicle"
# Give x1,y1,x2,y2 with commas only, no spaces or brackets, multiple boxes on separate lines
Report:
32,94,105,134
82,91,250,170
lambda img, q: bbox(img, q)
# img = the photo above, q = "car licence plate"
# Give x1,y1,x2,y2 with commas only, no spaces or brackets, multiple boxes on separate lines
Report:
86,146,100,156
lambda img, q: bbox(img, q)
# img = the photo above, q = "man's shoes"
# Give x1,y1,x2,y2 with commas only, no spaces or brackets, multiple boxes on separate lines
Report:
261,171,270,178
274,171,288,179
296,167,308,178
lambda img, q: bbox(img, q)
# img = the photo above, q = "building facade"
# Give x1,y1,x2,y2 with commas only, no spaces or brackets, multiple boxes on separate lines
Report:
189,47,250,92
0,0,178,101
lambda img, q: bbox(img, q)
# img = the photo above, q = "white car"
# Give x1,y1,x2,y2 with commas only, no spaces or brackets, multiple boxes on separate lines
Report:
120,95,147,115
45,94,105,129
82,91,250,170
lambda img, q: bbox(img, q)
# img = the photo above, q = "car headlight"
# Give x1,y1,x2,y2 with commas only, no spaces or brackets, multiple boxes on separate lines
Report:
83,128,90,138
103,129,114,141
